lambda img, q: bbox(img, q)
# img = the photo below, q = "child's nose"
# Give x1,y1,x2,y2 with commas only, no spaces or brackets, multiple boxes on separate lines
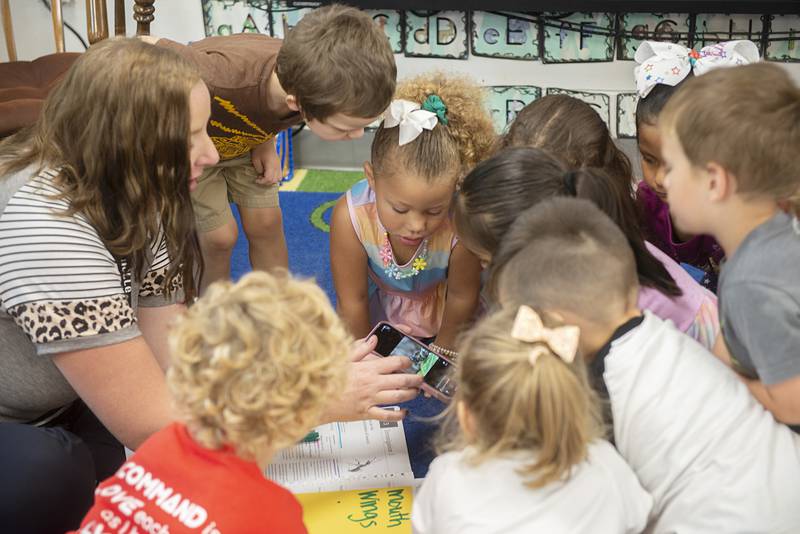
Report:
348,128,365,140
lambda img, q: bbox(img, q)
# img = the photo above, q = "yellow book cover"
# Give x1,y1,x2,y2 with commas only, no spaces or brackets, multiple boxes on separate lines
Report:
298,486,412,533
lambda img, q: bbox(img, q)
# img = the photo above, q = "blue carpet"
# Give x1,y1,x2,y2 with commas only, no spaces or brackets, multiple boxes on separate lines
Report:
229,192,443,478
230,192,339,303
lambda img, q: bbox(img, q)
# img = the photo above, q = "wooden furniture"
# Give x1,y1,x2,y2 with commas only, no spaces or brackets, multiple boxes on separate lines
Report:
1,0,156,60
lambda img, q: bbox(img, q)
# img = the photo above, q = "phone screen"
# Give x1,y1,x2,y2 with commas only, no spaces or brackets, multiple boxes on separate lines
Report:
373,323,456,398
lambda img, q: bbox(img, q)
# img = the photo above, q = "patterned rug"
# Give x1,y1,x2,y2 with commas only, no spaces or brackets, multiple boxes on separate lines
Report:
230,168,363,303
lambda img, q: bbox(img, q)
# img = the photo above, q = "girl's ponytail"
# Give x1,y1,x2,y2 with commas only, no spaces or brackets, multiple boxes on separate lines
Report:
439,306,604,489
571,168,682,297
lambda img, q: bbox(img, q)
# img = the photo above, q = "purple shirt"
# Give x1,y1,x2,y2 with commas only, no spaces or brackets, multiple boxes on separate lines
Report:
636,182,724,292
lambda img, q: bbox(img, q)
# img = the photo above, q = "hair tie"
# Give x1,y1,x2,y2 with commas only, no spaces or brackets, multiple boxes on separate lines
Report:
421,94,448,125
510,305,580,367
563,170,579,196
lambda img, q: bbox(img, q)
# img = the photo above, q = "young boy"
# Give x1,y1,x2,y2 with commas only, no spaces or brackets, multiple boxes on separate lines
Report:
73,271,351,533
150,5,396,292
656,63,800,431
491,197,800,533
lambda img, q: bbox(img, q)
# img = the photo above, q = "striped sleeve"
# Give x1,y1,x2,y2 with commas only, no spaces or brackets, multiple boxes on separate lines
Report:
0,171,140,354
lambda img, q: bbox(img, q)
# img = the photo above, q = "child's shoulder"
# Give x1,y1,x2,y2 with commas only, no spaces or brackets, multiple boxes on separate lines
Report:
725,211,800,286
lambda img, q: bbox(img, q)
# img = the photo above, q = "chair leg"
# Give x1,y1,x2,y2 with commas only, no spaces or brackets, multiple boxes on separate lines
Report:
114,0,126,36
133,0,155,36
86,0,109,44
51,0,64,52
1,0,16,61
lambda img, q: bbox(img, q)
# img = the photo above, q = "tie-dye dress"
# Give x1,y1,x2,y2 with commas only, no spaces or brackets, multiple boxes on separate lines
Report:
345,179,456,338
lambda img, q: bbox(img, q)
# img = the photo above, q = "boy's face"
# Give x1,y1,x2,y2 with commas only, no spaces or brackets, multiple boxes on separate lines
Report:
304,113,379,141
661,129,713,235
637,122,667,202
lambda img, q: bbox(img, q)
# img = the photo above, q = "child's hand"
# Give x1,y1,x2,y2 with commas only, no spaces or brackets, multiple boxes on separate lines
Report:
251,138,283,185
318,336,423,423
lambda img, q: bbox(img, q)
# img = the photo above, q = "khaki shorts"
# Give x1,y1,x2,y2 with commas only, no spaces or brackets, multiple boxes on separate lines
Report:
191,153,280,233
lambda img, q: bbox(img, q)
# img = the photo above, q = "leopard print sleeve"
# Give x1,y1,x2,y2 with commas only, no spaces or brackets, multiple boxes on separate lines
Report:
0,171,141,355
138,230,185,307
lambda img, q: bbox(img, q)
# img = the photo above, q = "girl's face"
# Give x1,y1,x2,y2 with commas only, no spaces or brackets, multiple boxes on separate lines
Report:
366,162,456,247
188,82,219,191
638,122,668,202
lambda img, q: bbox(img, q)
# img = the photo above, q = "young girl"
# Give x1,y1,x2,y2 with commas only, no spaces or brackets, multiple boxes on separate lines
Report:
331,73,495,354
412,305,652,534
74,271,350,533
633,40,759,291
464,95,719,349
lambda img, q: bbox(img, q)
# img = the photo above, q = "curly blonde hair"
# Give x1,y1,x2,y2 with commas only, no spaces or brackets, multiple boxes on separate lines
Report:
167,271,351,462
371,72,496,181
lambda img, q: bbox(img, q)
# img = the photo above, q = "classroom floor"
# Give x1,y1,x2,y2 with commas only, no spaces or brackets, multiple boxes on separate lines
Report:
229,168,444,478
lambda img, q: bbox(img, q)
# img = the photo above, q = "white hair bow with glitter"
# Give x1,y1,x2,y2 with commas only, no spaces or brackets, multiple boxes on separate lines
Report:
634,40,760,98
383,99,438,146
510,305,580,366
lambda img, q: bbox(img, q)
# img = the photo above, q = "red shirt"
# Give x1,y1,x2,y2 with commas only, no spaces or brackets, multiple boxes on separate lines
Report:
73,423,307,534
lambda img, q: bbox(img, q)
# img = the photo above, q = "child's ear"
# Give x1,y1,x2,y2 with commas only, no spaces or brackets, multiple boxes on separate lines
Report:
364,161,375,188
705,161,734,202
286,94,300,112
457,401,477,441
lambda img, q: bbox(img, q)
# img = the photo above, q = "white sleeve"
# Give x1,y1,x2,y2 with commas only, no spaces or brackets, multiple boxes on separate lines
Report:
609,447,654,533
412,456,445,534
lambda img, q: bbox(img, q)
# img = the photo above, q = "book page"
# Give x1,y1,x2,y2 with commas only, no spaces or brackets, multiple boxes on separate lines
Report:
266,418,414,493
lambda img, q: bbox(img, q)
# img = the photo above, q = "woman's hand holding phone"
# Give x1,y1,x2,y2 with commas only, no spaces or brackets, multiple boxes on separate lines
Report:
318,335,423,424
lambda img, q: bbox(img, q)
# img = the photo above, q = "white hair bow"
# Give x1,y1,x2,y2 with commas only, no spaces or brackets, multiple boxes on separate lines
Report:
634,40,760,98
383,99,438,146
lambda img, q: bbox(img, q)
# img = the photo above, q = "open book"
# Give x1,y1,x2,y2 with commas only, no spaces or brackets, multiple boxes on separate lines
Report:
266,417,414,493
267,418,415,533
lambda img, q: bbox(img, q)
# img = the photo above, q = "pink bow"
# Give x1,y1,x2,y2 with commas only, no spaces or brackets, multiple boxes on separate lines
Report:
510,305,580,366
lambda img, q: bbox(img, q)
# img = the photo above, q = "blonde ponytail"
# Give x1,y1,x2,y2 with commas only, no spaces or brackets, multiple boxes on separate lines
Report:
439,306,604,488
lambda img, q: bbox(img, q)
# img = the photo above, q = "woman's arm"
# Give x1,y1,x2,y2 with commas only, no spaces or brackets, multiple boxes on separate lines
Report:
53,337,173,449
433,243,483,351
330,196,371,338
138,304,186,371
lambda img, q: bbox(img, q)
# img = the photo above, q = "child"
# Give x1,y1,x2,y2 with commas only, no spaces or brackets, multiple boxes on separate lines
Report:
658,63,800,431
73,271,351,533
412,305,652,534
150,5,397,292
330,73,495,355
633,40,759,291
455,145,719,349
492,197,800,532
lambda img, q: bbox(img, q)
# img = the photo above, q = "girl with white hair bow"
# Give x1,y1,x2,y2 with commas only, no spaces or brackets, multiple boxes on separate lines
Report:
633,40,759,293
329,72,495,356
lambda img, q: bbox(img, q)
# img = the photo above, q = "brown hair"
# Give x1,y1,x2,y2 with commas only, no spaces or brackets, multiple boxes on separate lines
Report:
276,4,396,122
168,271,350,462
660,63,800,211
371,72,496,182
0,38,201,300
499,94,633,193
455,147,680,297
492,197,639,324
438,306,604,488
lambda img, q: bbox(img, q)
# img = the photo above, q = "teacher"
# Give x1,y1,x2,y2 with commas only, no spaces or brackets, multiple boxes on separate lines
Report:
0,38,420,534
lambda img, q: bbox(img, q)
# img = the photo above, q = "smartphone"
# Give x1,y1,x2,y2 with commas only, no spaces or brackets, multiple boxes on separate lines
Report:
369,322,456,402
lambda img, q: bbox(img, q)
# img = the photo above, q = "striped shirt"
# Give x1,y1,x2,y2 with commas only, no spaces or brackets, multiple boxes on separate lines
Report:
0,166,182,423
